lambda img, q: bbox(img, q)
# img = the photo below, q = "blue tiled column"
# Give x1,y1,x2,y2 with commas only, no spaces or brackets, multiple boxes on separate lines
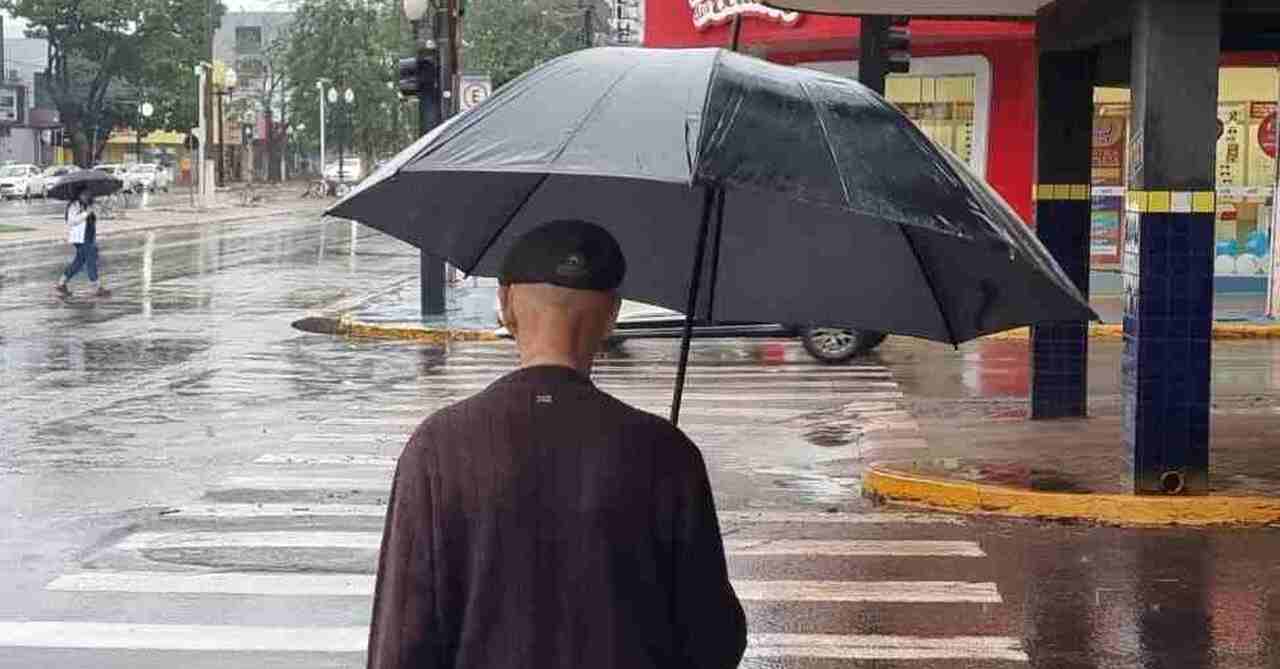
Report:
1124,0,1220,495
1030,50,1092,419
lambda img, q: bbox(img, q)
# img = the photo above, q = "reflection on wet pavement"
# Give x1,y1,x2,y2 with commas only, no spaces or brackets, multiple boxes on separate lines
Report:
1,215,1278,668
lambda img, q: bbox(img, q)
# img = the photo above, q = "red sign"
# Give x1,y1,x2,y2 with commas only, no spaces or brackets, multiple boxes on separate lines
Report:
688,0,801,31
1260,112,1278,159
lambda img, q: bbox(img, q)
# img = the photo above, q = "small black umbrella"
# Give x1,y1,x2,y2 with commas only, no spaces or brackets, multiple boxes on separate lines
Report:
47,170,124,201
328,47,1095,424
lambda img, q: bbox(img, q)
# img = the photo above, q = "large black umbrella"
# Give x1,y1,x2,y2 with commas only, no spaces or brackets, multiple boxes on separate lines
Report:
328,47,1094,424
47,169,124,201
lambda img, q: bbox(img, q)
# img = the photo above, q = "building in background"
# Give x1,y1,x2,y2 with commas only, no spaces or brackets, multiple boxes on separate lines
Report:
213,11,294,181
0,36,63,166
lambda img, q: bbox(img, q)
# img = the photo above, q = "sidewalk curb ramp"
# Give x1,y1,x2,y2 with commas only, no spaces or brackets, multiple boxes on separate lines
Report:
864,464,1280,527
292,315,500,345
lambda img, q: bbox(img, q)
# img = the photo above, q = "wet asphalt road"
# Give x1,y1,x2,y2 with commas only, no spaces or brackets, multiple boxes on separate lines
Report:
0,214,1278,668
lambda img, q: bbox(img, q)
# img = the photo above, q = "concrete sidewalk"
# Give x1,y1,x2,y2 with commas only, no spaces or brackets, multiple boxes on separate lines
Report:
861,336,1280,525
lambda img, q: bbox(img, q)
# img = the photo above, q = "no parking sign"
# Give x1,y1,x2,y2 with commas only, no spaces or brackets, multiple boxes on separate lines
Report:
460,75,493,113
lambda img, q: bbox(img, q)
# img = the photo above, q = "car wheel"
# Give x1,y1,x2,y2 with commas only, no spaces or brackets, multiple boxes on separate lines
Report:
800,327,887,364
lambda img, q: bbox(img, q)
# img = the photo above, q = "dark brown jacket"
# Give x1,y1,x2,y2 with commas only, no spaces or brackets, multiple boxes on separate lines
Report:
367,365,746,669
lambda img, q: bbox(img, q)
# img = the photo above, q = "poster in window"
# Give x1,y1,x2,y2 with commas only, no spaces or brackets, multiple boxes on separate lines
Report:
1249,102,1276,188
1091,114,1126,187
1218,103,1247,188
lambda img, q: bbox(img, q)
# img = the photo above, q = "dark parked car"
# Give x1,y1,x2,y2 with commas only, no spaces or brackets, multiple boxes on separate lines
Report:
498,300,886,363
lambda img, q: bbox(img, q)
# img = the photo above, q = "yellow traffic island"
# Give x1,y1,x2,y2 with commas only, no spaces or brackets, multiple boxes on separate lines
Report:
291,315,502,345
864,463,1280,527
981,322,1280,341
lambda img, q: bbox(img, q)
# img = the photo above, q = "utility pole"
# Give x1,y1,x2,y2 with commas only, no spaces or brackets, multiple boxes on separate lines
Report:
206,0,216,186
408,9,446,316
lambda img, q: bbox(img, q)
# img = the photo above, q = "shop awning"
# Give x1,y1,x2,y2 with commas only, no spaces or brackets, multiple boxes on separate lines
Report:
105,130,189,146
763,0,1054,17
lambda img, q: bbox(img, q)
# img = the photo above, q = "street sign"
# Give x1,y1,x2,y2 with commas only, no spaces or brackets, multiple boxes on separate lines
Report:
459,75,492,113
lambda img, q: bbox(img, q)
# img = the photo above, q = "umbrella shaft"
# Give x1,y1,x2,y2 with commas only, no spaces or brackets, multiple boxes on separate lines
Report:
670,186,718,426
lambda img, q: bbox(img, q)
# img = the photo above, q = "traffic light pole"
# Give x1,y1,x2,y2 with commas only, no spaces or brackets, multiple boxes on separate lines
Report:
858,15,890,96
414,17,447,317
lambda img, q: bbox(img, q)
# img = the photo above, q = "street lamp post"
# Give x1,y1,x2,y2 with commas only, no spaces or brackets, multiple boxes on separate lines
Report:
216,68,237,185
316,79,330,180
135,101,154,166
404,0,447,317
328,86,355,186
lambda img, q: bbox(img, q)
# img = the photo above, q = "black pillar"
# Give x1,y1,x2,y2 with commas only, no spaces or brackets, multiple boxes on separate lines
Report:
415,17,446,317
1124,0,1220,495
1030,50,1094,419
858,15,890,96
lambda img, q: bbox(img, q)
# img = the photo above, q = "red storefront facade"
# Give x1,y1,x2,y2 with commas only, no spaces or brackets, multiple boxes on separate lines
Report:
644,3,1037,222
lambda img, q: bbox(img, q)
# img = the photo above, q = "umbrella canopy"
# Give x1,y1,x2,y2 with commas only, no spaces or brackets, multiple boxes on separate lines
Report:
47,170,124,201
328,47,1095,423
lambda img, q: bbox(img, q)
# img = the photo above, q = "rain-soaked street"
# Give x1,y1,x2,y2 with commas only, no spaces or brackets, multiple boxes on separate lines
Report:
1,212,1278,668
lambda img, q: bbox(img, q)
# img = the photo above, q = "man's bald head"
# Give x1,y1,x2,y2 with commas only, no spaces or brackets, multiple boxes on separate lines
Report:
499,283,621,374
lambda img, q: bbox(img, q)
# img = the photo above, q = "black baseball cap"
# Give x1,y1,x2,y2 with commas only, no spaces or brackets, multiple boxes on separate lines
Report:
498,220,626,291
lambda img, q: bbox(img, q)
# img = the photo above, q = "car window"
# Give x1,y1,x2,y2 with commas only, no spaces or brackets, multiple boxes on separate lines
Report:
0,166,26,177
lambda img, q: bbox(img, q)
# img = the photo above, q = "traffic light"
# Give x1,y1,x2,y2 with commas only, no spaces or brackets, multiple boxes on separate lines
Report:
397,56,438,99
884,17,910,74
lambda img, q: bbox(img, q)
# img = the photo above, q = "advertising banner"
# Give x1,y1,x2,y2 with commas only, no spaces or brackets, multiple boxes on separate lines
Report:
1218,103,1247,188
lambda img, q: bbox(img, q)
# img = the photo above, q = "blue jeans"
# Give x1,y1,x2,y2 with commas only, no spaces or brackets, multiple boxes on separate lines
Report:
64,243,99,283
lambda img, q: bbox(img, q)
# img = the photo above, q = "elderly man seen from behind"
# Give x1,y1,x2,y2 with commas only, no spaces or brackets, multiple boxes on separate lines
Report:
367,219,747,669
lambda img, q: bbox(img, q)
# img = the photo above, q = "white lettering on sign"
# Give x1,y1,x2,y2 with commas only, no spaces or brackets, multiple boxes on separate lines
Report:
459,75,493,114
689,0,801,31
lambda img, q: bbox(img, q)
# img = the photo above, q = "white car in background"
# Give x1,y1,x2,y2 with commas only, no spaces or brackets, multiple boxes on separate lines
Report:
323,158,363,183
0,164,41,200
93,164,138,191
30,165,81,198
126,163,171,192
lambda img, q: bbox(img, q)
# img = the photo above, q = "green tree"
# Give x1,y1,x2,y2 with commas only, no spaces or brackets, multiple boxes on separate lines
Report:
284,0,410,172
0,0,222,166
461,0,591,88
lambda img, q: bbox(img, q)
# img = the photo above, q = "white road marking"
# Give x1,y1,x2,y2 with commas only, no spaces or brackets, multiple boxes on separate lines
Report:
117,531,381,551
718,510,963,525
289,433,406,444
161,503,387,518
158,504,958,526
216,475,391,490
734,580,1003,603
47,572,1000,603
116,532,980,557
724,540,984,557
0,622,367,653
255,453,398,466
0,623,1025,661
745,633,1028,661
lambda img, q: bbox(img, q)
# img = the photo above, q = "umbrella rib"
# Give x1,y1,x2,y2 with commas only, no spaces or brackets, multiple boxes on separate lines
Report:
462,173,552,275
796,80,853,208
897,224,959,347
689,49,725,181
546,62,644,167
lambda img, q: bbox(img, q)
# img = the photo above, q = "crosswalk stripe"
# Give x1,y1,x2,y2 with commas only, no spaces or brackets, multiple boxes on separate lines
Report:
46,572,1001,602
162,503,387,518
288,433,405,444
255,453,398,465
216,475,391,490
735,581,1002,603
160,504,961,526
0,623,1026,661
745,633,1028,661
115,532,982,558
0,621,368,653
724,540,984,557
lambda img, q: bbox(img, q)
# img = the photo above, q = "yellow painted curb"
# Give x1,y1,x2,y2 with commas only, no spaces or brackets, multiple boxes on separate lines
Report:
338,319,501,345
982,322,1280,341
864,465,1280,526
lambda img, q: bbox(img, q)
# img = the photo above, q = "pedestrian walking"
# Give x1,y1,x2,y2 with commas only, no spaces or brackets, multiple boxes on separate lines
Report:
55,190,110,298
367,220,747,669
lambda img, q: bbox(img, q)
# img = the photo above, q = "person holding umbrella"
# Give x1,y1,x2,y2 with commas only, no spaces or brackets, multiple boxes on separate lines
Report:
367,220,747,669
54,189,110,298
